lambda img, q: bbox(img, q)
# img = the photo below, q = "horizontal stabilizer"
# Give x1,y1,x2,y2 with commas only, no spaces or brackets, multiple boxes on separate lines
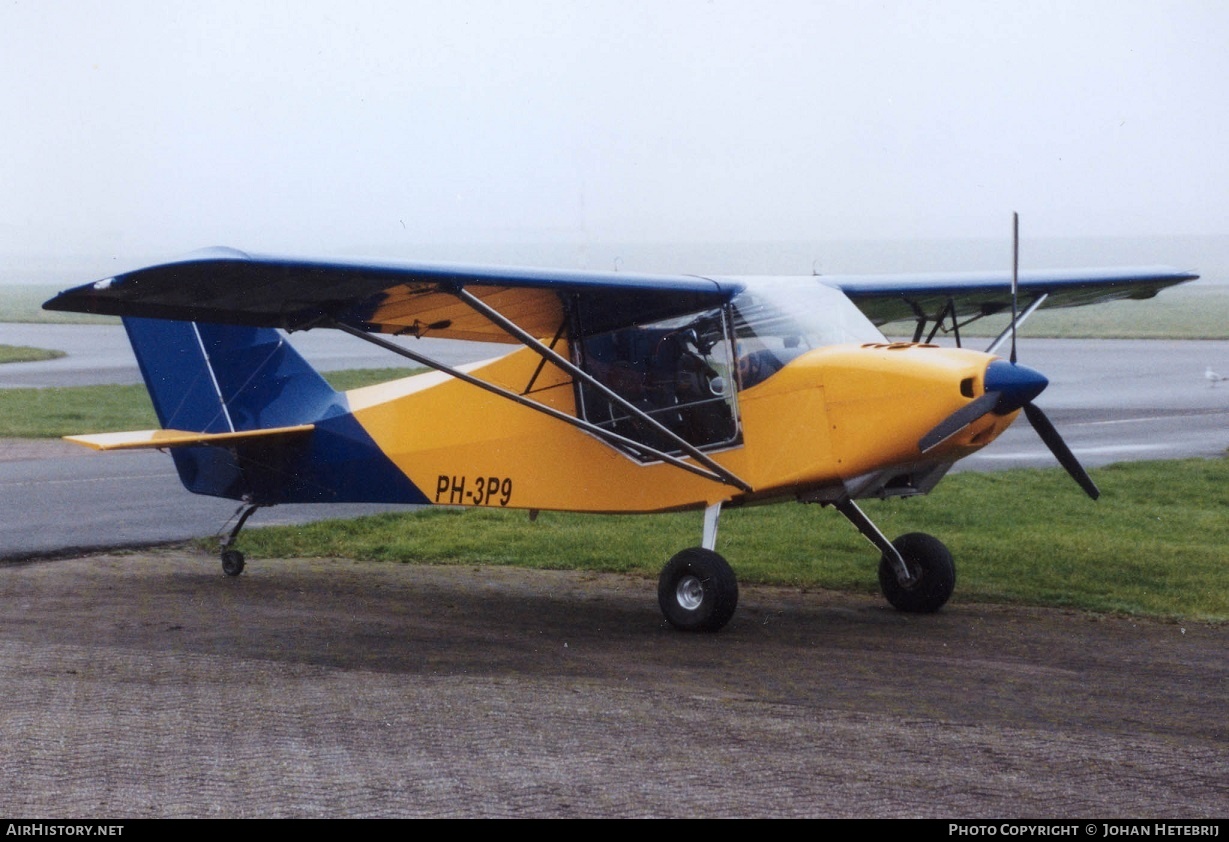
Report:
64,424,315,451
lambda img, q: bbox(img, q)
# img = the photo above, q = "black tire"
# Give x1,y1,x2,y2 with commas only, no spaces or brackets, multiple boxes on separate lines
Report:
877,532,955,613
221,549,245,577
657,547,739,632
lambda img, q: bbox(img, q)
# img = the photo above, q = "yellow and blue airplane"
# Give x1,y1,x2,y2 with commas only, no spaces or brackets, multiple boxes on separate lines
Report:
43,241,1197,632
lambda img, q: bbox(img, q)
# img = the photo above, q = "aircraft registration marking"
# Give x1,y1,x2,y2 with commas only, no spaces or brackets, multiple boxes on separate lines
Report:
435,474,514,506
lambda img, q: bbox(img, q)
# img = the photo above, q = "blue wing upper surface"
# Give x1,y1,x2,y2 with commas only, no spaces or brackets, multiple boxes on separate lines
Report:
822,265,1198,327
44,249,741,342
44,248,1198,340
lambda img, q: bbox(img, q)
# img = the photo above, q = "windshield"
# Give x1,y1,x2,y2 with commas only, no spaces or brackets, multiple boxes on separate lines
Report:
728,278,885,387
569,278,884,455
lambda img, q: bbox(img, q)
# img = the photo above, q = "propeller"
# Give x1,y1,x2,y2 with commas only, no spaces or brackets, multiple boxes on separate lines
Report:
917,214,1100,500
1010,211,1019,364
917,391,1001,453
1022,403,1100,499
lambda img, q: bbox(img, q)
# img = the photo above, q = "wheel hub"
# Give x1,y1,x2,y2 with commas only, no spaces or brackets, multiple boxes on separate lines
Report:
675,574,705,611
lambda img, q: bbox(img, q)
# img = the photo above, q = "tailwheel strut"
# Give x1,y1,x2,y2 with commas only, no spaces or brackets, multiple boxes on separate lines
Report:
218,501,263,577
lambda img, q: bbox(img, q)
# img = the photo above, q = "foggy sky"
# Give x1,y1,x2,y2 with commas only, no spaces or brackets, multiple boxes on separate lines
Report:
3,0,1227,268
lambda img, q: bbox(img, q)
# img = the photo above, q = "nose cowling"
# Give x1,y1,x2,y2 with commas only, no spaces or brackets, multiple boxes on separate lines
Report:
918,358,1050,454
917,351,1099,501
984,359,1048,415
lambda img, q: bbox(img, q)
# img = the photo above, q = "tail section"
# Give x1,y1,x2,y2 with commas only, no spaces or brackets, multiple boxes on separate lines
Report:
120,318,429,505
122,318,342,433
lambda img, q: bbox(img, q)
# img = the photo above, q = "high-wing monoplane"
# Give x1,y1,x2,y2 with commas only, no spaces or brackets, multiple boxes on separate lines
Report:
44,232,1197,631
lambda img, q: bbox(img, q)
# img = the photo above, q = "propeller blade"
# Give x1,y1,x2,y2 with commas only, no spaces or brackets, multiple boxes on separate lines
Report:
919,391,1002,453
1022,402,1100,500
1011,212,1019,365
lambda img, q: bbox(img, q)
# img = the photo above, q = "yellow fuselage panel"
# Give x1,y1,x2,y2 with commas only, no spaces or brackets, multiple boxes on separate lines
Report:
346,342,1013,514
817,344,999,478
347,346,737,513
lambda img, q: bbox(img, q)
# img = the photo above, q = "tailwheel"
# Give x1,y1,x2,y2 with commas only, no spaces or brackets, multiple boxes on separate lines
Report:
877,532,955,613
217,501,261,578
658,547,739,632
221,549,245,577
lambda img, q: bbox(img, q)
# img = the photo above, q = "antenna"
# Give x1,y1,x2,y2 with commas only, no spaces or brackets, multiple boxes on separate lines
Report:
1010,212,1019,365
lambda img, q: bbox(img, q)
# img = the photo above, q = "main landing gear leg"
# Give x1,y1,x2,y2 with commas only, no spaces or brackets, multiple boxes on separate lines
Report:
218,501,263,577
833,497,955,614
657,502,739,633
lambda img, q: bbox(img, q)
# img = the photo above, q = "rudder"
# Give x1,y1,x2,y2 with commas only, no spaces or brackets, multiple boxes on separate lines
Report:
123,317,343,502
122,317,343,432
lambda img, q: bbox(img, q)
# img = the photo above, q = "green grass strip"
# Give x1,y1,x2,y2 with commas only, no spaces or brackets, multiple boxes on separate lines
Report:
0,384,157,438
231,457,1229,623
0,344,65,364
0,368,422,438
882,284,1229,340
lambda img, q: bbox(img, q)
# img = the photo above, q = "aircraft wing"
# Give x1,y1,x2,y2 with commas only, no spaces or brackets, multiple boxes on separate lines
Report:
44,248,739,342
823,266,1199,327
45,250,1198,341
45,249,756,490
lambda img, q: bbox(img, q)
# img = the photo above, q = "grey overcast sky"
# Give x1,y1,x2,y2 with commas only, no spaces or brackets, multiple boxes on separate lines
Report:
3,0,1227,266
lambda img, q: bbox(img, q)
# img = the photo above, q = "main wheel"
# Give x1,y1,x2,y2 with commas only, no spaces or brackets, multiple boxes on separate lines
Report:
221,549,245,577
658,547,739,632
877,532,955,613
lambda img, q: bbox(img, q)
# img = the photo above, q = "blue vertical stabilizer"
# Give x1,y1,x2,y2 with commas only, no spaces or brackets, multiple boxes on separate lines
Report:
122,318,343,432
121,317,428,505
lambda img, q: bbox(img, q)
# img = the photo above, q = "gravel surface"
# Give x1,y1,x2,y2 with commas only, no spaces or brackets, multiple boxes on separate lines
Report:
1,550,1225,818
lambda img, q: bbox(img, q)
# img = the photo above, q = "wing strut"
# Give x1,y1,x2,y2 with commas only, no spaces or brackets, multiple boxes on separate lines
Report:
909,298,991,349
447,286,752,492
330,321,752,492
921,298,962,346
984,293,1048,356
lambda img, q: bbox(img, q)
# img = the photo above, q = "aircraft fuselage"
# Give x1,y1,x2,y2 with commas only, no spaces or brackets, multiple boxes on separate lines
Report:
342,341,1015,513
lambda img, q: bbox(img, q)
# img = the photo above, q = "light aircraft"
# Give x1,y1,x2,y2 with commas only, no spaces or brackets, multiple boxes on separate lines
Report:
44,227,1197,632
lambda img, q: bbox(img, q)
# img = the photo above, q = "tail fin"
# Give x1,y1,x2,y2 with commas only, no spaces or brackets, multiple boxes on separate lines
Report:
119,318,427,505
123,317,343,432
122,318,342,502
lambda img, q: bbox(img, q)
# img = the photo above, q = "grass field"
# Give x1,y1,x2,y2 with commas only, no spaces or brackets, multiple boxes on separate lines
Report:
0,368,421,438
0,344,64,363
880,282,1229,340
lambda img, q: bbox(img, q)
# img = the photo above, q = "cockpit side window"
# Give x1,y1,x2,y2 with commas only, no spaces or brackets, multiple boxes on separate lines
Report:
574,307,741,459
